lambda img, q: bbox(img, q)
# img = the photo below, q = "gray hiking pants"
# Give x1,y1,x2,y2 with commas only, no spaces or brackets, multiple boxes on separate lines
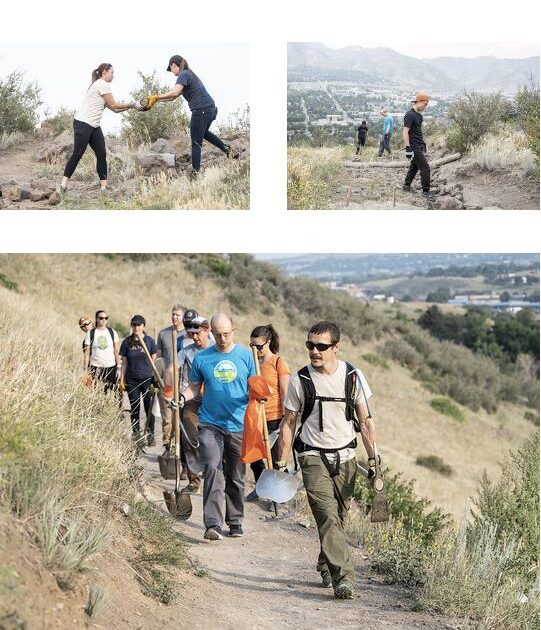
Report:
300,455,357,585
378,133,391,157
199,424,245,529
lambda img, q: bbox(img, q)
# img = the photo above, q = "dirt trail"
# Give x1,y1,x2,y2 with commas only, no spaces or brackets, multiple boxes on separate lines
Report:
328,152,539,210
137,422,456,630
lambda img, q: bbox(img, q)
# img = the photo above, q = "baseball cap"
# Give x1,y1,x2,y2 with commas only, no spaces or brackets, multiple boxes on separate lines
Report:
130,315,146,326
167,55,183,71
187,316,209,332
412,93,430,103
182,308,198,326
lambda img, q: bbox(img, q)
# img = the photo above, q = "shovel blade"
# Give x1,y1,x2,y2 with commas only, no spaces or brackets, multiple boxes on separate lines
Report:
371,492,389,523
256,469,300,503
158,452,177,480
163,490,192,521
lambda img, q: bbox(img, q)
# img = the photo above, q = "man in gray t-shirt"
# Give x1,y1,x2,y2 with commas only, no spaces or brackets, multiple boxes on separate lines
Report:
157,304,189,451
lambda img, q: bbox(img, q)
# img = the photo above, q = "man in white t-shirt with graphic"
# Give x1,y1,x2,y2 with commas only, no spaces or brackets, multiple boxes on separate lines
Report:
277,320,378,601
84,309,120,393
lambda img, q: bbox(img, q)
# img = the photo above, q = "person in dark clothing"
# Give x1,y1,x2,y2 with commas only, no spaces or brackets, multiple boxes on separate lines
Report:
355,121,368,154
402,93,435,202
145,55,236,179
119,315,158,444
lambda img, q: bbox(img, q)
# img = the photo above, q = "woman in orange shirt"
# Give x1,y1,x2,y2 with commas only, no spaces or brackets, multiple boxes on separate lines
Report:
247,324,291,501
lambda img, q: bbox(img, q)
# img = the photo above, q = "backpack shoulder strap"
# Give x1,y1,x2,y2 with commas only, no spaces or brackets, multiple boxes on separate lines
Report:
298,366,315,425
107,327,115,344
89,327,95,346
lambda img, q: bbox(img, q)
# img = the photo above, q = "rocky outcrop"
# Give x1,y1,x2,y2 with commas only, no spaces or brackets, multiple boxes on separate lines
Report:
34,131,73,162
0,178,59,208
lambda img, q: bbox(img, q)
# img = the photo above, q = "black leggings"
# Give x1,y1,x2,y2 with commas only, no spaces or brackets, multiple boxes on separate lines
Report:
125,377,153,435
89,365,117,394
405,149,431,192
64,120,107,180
190,106,227,172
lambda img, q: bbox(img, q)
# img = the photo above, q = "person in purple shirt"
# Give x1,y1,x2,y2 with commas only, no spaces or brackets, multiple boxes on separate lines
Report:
147,54,237,178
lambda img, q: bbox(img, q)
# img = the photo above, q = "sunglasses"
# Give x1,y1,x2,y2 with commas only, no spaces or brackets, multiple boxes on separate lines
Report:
250,340,269,351
305,341,336,352
98,316,108,320
80,322,91,328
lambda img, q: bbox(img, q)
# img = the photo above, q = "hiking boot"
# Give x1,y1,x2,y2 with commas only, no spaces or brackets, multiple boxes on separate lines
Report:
146,432,156,447
334,579,354,600
224,144,240,159
228,524,244,538
203,526,223,541
58,184,68,195
189,168,199,181
245,489,259,502
320,570,332,588
402,184,413,193
422,190,437,203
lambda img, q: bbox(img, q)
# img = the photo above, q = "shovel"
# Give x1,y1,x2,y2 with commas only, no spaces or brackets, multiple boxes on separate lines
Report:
163,330,192,521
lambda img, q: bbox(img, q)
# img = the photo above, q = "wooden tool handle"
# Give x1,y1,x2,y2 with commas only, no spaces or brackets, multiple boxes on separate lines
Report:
137,332,165,389
251,345,273,469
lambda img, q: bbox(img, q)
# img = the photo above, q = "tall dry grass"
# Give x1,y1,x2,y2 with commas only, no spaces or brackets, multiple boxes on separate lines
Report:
465,126,538,176
0,284,187,606
287,146,345,209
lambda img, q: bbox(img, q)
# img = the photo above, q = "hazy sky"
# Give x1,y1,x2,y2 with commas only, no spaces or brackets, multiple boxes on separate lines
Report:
323,42,539,59
0,43,249,134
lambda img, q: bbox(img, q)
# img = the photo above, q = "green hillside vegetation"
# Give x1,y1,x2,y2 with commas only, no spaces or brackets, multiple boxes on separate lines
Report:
0,254,538,627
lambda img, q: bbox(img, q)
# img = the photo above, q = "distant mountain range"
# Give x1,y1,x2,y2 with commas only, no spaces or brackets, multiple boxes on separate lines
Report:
288,43,539,95
262,253,540,281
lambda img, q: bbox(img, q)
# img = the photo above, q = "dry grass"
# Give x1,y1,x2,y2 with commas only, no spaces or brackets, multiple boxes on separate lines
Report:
287,146,345,209
0,131,25,150
465,126,538,176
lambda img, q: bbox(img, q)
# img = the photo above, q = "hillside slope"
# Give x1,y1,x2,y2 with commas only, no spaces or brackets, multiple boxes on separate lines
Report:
0,253,535,518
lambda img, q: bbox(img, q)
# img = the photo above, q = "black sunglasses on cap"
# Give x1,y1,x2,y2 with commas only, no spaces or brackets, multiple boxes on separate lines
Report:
80,321,91,328
305,341,336,352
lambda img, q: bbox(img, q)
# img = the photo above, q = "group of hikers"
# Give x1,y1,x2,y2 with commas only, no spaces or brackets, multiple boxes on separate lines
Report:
354,93,434,201
60,54,237,194
78,306,380,601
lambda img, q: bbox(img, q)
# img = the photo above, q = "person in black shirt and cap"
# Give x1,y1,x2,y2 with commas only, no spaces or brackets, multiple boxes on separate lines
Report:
143,55,236,179
402,93,435,202
355,120,368,154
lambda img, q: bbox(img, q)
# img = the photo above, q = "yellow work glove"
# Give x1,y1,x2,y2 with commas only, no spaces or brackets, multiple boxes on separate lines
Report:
140,94,159,110
118,380,126,393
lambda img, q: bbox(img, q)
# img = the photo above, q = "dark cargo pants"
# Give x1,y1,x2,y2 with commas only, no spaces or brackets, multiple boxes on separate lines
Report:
300,455,357,585
199,424,245,529
404,148,431,192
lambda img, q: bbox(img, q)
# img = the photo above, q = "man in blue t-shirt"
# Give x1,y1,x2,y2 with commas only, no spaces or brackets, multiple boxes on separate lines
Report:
180,313,256,541
378,109,394,158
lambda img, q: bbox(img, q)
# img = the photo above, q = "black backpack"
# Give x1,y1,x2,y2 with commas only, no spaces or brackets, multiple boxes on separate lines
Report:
297,361,371,433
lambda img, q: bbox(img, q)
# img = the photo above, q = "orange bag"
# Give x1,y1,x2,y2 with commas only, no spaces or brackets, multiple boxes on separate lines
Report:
241,375,272,464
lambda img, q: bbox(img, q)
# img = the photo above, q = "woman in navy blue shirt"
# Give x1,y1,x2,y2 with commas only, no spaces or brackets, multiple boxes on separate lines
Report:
145,54,236,178
120,315,158,444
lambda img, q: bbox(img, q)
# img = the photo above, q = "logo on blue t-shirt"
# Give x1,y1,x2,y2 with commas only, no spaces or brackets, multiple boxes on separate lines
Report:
213,360,237,383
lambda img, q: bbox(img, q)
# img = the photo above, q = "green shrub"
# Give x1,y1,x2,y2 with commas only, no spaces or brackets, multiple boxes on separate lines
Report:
41,107,76,136
0,273,18,292
415,455,453,477
0,70,42,135
362,353,389,370
430,397,465,422
524,410,539,424
121,72,188,144
516,82,540,163
446,92,510,154
110,320,129,338
217,105,250,134
353,468,449,546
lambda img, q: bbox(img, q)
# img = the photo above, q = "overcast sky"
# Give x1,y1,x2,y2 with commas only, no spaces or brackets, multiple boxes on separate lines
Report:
0,43,249,134
323,42,539,59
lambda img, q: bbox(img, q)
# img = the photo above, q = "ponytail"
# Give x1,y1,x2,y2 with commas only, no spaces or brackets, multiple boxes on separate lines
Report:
251,324,280,354
91,63,112,84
